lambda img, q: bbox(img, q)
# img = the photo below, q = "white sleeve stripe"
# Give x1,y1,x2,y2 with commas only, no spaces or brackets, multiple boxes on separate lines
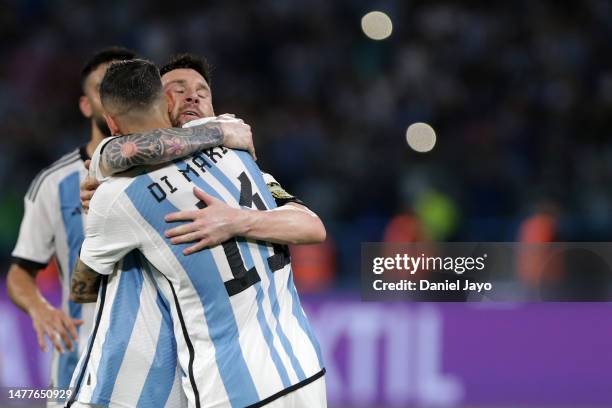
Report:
28,155,81,201
25,150,79,198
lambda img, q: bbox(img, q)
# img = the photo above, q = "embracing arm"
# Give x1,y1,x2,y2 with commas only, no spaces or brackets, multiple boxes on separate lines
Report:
100,124,223,176
233,203,326,245
99,117,254,177
70,258,102,304
165,188,326,255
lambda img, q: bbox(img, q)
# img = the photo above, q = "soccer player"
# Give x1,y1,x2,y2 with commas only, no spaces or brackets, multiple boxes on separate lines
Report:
68,55,325,406
69,54,324,408
6,47,137,395
81,54,324,251
8,46,254,407
60,60,255,408
74,59,326,407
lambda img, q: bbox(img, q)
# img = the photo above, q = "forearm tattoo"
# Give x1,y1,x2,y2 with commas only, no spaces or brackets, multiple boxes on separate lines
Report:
70,259,102,303
102,124,224,174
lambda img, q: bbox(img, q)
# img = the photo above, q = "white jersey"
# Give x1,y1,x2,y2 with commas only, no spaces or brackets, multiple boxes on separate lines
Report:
80,146,324,408
67,252,186,408
11,147,96,390
67,139,186,408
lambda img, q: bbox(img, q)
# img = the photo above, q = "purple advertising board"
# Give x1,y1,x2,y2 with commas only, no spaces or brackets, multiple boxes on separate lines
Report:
1,282,611,406
302,296,612,407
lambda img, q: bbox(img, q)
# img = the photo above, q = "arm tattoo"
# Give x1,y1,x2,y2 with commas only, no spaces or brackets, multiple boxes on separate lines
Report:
70,258,102,303
102,124,224,175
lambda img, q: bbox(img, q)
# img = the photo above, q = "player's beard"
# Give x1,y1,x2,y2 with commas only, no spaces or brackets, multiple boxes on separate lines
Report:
94,115,112,137
169,110,182,128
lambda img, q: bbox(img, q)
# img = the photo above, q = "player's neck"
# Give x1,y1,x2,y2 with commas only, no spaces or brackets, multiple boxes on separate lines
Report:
120,105,172,135
122,115,171,135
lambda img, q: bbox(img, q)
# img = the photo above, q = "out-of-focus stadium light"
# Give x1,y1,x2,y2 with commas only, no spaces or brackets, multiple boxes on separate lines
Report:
406,122,437,153
361,11,393,40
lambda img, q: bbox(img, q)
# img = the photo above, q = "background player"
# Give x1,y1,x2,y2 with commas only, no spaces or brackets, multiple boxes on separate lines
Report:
6,47,137,394
75,59,326,407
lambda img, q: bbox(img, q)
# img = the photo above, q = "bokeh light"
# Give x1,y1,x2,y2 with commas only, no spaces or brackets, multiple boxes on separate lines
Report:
406,122,437,152
361,11,393,40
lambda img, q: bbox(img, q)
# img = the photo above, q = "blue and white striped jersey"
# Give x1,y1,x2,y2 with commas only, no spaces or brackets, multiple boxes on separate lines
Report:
80,147,325,408
68,251,186,408
11,147,96,390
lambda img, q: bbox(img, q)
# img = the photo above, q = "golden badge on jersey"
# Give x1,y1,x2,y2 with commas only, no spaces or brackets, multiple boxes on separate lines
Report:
267,182,295,200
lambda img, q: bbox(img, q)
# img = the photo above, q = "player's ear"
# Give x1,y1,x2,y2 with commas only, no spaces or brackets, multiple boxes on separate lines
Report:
165,89,176,114
79,95,92,118
104,113,120,136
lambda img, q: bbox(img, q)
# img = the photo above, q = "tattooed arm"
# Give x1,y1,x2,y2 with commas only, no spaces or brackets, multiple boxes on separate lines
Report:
70,258,102,303
99,117,254,177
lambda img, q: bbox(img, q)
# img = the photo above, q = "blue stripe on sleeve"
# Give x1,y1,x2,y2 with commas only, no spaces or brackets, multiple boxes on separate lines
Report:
58,171,84,388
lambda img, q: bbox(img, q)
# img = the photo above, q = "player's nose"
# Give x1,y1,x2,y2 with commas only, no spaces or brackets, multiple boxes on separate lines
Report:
185,92,200,104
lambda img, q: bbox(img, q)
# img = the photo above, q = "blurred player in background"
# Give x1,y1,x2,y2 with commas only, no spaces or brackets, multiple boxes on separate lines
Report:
73,59,326,407
6,47,136,397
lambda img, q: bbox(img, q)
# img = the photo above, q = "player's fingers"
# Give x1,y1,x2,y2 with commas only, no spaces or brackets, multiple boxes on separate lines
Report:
165,210,199,222
73,318,84,327
184,240,211,255
165,222,199,238
80,197,92,210
53,321,73,352
81,177,99,190
61,314,79,342
44,326,64,353
193,187,220,205
170,231,204,245
34,325,48,352
81,189,95,199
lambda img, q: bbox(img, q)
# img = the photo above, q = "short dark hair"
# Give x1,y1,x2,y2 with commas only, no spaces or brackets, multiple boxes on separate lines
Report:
100,59,163,116
80,46,137,91
160,53,211,85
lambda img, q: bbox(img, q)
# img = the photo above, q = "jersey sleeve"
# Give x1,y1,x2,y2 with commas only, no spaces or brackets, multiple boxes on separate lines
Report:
262,172,305,207
182,116,216,128
89,136,118,182
80,201,140,275
11,176,56,269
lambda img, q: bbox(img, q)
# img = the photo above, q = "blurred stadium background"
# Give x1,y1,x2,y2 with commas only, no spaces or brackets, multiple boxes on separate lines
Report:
2,0,612,406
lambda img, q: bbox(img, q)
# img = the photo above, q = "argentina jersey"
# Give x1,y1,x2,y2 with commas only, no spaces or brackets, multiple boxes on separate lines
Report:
11,147,96,392
67,251,186,408
80,146,325,408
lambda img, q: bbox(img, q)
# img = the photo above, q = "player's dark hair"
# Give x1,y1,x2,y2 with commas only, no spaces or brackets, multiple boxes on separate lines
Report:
80,46,137,92
160,53,212,86
100,59,163,115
